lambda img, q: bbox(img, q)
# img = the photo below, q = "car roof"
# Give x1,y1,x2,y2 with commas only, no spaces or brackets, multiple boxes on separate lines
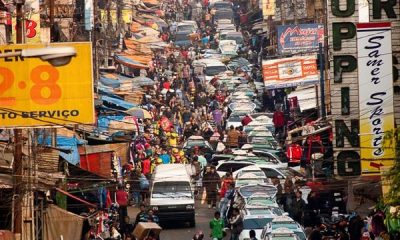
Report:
272,216,296,223
187,135,205,140
193,58,226,67
175,30,193,34
153,164,191,181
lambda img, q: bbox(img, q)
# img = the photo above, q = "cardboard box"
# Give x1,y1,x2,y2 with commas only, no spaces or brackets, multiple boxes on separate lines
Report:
133,222,162,240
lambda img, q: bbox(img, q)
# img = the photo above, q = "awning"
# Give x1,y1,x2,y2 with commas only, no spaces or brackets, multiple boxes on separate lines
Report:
43,204,85,240
115,54,149,69
101,95,136,110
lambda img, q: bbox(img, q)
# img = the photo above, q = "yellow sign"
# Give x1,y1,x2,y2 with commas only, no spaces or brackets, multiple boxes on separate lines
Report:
0,42,94,127
262,0,276,17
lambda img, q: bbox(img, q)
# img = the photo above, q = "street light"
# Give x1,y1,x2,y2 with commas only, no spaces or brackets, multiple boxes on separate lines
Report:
0,46,77,66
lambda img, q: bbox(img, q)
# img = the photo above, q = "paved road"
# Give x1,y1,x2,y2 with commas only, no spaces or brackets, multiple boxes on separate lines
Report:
128,200,215,240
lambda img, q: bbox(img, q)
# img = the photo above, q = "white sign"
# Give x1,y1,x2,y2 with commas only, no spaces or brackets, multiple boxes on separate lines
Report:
357,22,395,163
84,0,94,31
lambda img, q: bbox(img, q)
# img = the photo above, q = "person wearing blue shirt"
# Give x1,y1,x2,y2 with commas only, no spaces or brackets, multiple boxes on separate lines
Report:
159,149,171,164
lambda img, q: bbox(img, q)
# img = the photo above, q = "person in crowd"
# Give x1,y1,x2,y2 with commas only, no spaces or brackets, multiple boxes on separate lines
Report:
192,230,204,240
229,208,243,240
249,229,258,240
203,166,221,209
159,148,171,164
280,185,294,213
130,169,142,206
116,185,129,234
209,211,224,240
272,105,285,137
219,182,234,223
122,216,135,238
135,204,147,226
145,209,160,224
226,125,239,148
237,127,247,148
290,190,306,224
305,191,320,227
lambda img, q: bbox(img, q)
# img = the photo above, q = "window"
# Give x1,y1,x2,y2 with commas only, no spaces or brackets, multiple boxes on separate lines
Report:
217,163,251,172
261,168,284,179
205,65,227,76
152,181,192,198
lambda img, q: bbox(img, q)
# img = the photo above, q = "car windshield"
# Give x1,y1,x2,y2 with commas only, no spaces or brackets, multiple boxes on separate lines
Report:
186,140,206,147
271,236,296,240
215,11,233,20
214,2,231,9
175,33,190,41
243,218,272,229
226,35,243,44
152,181,192,198
205,65,227,76
177,25,193,32
272,223,299,230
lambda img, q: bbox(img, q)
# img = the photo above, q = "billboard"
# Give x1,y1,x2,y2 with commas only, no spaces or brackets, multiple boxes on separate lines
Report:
262,56,318,89
357,22,395,176
277,24,324,54
262,0,275,17
0,42,94,127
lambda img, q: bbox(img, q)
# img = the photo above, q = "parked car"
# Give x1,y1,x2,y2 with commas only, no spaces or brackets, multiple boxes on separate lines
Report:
211,1,233,11
261,216,306,240
192,58,227,82
220,31,244,48
183,136,214,156
219,39,238,56
173,30,192,47
214,9,234,24
235,165,269,188
263,228,301,240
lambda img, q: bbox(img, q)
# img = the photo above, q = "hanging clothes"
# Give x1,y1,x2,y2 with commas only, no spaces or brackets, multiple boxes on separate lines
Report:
286,144,303,165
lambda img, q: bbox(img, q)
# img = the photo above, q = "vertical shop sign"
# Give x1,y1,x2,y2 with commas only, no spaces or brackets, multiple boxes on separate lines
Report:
357,22,395,175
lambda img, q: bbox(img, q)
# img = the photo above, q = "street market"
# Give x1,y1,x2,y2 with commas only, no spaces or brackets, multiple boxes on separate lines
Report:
0,0,399,240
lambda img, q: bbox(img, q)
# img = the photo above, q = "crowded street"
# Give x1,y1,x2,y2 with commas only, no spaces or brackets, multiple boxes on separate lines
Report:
0,0,399,240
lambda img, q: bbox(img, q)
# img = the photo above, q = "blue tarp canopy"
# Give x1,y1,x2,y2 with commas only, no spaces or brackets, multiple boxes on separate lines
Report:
38,134,86,165
101,95,136,110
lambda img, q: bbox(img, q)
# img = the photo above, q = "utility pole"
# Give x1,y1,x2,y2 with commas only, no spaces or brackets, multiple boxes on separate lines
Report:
14,1,25,238
49,0,54,41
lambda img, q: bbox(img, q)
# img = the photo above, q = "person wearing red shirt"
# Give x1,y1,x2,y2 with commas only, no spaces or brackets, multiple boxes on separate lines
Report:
116,186,129,233
241,114,252,126
273,108,285,136
141,158,151,175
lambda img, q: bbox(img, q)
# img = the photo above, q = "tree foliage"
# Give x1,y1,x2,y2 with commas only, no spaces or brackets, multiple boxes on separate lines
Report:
383,128,400,205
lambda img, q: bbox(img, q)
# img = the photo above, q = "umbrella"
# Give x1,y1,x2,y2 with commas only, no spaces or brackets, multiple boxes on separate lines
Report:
125,107,152,119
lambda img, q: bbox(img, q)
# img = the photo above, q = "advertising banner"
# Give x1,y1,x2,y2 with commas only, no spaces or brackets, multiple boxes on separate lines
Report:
262,0,275,18
262,56,318,89
0,42,94,127
11,0,41,43
357,22,395,176
277,24,324,54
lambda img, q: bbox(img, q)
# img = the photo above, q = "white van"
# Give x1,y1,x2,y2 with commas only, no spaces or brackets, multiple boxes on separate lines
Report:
150,164,196,226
